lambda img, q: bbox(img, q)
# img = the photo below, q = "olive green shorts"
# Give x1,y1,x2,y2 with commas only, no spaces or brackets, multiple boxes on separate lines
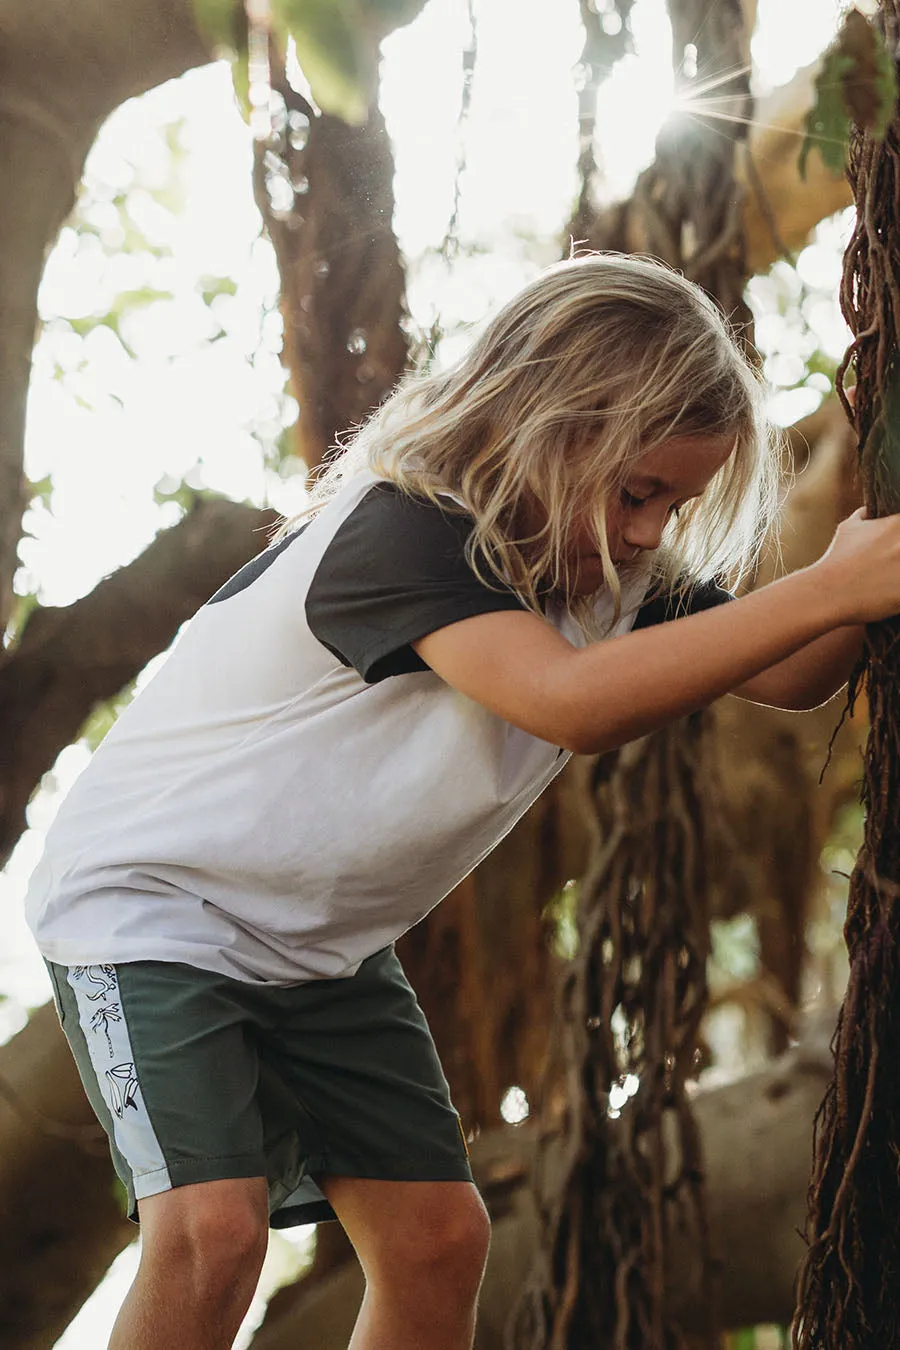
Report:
45,947,472,1227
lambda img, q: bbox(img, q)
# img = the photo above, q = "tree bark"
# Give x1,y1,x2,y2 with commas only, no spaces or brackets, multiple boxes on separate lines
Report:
249,1017,835,1348
256,92,410,470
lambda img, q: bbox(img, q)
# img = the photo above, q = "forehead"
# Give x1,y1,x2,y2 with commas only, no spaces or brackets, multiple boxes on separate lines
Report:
630,433,734,494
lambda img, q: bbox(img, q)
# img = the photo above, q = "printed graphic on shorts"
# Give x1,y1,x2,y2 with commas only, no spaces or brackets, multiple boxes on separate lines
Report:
89,1002,123,1059
105,1061,141,1119
71,963,118,1000
66,966,169,1187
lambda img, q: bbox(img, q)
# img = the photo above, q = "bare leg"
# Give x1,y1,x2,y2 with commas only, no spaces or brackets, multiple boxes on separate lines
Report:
108,1177,269,1350
319,1177,491,1350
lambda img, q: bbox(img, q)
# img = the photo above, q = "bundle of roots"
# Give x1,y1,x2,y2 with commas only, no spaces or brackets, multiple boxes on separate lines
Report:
511,720,719,1350
793,6,900,1345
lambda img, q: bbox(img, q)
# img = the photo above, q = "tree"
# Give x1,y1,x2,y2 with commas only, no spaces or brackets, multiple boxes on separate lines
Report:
793,4,900,1345
0,0,869,1345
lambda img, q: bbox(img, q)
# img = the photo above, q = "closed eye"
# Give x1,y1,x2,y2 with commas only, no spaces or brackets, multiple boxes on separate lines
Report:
622,488,681,518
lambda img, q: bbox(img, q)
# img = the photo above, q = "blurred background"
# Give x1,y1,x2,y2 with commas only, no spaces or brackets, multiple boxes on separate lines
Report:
0,1,873,1345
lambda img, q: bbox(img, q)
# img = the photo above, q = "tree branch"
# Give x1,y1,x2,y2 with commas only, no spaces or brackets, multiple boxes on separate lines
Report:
0,0,211,629
0,496,275,867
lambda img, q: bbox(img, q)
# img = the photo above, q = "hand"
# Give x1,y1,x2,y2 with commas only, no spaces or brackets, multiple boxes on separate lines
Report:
815,506,900,624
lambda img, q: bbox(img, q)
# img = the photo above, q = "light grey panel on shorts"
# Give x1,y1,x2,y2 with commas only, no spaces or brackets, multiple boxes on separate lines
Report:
66,964,171,1199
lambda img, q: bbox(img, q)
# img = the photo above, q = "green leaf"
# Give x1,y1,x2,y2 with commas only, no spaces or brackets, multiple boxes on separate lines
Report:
26,474,53,506
800,49,855,178
230,49,251,119
800,10,899,179
272,0,372,124
153,476,199,512
191,0,243,51
66,288,172,360
198,274,238,306
112,286,174,315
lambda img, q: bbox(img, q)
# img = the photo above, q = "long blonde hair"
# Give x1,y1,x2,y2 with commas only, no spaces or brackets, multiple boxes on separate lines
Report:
280,253,781,632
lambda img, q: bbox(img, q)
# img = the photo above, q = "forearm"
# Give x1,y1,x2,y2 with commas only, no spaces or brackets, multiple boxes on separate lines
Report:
416,509,900,753
560,565,843,753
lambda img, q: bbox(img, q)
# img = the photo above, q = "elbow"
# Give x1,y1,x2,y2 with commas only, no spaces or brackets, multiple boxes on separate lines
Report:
557,720,621,757
561,730,599,756
779,674,850,711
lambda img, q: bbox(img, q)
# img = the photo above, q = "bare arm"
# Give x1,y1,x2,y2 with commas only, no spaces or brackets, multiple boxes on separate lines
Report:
732,623,864,710
412,510,900,754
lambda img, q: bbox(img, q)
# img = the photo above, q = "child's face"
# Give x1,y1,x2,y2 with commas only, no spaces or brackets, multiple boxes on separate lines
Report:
564,432,735,596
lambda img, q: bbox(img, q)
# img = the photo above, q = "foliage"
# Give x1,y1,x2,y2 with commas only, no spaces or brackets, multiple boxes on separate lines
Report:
192,0,426,124
800,8,897,178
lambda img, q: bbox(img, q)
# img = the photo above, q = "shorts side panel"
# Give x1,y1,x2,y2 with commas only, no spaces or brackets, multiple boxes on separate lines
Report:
46,961,144,1218
63,965,171,1200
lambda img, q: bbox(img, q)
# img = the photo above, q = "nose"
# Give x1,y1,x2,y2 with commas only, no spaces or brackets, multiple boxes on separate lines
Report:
623,508,667,553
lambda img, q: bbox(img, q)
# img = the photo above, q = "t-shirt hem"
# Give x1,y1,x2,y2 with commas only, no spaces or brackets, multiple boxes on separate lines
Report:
36,940,366,987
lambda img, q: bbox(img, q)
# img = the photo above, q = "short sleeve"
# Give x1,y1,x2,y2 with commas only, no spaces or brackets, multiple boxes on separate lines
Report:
306,483,526,682
633,578,735,629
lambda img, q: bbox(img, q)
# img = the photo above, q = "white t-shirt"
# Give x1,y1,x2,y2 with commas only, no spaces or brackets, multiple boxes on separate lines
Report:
25,472,726,984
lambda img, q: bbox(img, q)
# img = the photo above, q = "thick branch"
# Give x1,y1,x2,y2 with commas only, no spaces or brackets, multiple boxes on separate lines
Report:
0,0,210,629
255,83,409,469
0,497,275,867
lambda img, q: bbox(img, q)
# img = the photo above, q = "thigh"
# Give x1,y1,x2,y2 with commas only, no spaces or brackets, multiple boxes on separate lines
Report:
267,947,473,1185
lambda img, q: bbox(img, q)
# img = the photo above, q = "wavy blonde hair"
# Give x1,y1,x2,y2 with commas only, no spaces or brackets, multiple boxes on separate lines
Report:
279,253,782,633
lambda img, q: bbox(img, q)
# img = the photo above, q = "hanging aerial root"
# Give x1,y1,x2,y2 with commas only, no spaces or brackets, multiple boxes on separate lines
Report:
510,716,719,1350
794,24,900,1324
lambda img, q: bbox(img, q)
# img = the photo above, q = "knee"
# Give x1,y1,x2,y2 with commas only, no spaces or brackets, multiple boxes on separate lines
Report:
140,1184,269,1298
395,1190,491,1292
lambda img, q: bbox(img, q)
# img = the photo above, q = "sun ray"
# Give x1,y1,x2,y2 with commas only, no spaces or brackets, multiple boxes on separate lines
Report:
677,105,848,149
673,62,752,100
